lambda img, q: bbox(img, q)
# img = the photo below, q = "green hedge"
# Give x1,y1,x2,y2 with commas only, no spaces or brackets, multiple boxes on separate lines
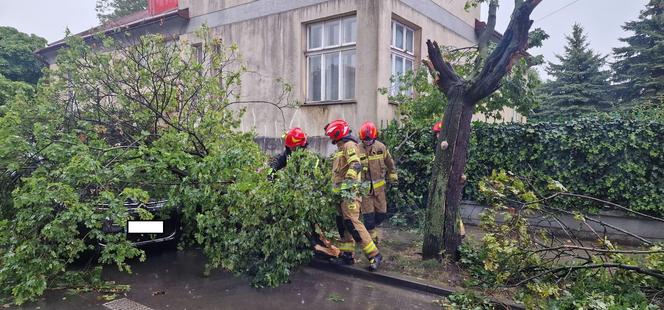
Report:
383,117,664,216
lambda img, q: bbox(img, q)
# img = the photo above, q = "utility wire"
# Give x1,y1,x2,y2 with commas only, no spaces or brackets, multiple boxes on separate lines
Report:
536,0,584,21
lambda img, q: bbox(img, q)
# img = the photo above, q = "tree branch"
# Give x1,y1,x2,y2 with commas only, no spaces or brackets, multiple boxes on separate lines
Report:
533,245,664,255
425,40,462,95
558,192,664,223
544,205,654,245
467,0,542,101
477,0,498,65
512,263,664,287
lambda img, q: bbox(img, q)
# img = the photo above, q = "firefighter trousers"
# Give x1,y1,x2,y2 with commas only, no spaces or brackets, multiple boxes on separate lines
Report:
335,198,380,259
360,185,388,242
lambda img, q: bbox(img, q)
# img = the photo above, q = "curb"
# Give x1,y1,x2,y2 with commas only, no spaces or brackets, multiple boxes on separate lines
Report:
309,258,524,310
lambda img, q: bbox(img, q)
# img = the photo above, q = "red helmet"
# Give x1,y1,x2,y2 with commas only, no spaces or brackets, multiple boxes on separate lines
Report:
284,127,308,148
324,119,350,142
432,121,443,133
359,121,378,140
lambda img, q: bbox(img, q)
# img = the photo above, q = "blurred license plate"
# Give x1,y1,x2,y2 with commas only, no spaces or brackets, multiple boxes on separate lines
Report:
127,221,164,234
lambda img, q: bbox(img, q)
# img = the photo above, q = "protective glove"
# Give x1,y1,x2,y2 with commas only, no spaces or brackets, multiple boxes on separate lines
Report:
388,173,399,185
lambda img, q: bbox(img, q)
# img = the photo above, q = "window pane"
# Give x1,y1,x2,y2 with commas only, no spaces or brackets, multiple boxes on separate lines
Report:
341,51,356,99
192,44,203,64
342,16,357,44
324,20,340,47
405,59,413,73
394,55,404,76
308,55,321,101
308,23,322,49
405,59,414,97
394,55,404,96
395,24,404,50
390,55,394,95
406,29,414,53
325,53,339,101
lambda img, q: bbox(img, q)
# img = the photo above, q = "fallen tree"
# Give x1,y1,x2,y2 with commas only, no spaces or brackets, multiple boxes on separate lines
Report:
460,170,664,308
0,29,327,304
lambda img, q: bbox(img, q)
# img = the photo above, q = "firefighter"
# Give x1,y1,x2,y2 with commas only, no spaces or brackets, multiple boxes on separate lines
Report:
269,127,308,172
432,121,466,237
324,119,383,271
269,127,341,259
358,121,397,244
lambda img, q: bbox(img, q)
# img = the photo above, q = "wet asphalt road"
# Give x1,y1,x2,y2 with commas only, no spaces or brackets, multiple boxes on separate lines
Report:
15,248,442,310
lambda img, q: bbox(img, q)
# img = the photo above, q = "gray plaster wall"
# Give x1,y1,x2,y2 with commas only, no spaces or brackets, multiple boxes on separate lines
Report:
179,0,480,153
39,0,483,155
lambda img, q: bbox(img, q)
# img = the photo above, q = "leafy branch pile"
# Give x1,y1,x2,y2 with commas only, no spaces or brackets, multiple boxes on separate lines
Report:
0,29,333,304
193,149,336,287
459,170,664,308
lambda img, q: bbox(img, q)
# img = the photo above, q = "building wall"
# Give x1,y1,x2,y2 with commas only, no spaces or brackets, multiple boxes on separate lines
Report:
41,0,521,156
180,0,255,17
431,0,481,26
472,106,527,123
181,0,376,155
178,0,482,154
382,0,480,128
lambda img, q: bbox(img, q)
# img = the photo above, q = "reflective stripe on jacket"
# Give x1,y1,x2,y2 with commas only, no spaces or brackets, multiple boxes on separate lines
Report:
332,139,363,186
359,140,397,190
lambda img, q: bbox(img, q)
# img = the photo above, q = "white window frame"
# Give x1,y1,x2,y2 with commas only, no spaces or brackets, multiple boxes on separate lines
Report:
390,20,416,96
306,15,357,102
391,20,415,55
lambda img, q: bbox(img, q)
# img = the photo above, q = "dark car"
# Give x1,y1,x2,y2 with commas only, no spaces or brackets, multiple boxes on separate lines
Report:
96,200,181,248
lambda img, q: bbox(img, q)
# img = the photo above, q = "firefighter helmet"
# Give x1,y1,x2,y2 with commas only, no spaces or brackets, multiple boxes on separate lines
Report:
432,121,443,133
284,127,308,149
324,119,350,141
359,121,378,141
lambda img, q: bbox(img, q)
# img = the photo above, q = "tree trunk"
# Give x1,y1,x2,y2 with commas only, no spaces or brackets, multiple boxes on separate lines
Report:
422,87,477,261
441,98,475,260
421,0,541,261
422,86,466,260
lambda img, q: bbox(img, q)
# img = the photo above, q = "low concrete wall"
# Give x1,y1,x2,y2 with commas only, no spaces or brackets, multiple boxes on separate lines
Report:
255,136,336,157
460,201,664,246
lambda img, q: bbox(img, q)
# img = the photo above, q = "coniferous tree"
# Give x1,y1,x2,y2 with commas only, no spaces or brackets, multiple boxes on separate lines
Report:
612,0,664,105
536,24,612,120
96,0,148,23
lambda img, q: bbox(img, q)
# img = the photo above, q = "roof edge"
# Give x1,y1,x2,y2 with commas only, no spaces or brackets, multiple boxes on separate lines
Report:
36,8,190,56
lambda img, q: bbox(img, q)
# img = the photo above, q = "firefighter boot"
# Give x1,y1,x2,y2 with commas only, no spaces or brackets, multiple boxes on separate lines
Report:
367,253,383,271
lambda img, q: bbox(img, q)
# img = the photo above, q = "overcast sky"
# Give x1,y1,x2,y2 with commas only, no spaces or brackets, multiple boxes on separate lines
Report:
0,0,99,43
483,0,648,79
0,0,649,80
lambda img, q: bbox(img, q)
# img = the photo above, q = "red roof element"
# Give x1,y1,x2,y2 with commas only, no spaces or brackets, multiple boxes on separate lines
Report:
149,0,179,16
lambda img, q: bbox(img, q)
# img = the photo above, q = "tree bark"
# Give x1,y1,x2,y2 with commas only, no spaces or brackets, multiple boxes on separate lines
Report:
441,99,475,260
422,86,465,260
421,0,542,261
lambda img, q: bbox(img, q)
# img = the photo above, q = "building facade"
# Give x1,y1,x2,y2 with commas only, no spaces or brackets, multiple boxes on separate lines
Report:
38,0,521,155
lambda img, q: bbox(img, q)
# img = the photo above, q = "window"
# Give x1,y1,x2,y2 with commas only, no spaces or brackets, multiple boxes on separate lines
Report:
306,16,356,102
391,21,415,96
192,43,203,64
